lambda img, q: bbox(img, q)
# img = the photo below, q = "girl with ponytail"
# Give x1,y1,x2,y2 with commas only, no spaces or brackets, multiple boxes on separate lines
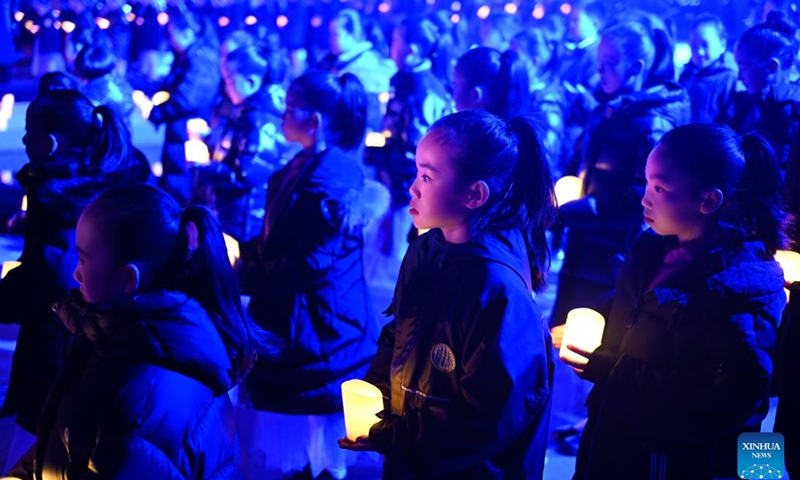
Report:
237,69,388,479
452,46,531,119
6,183,273,478
0,90,146,457
563,123,788,479
341,110,556,479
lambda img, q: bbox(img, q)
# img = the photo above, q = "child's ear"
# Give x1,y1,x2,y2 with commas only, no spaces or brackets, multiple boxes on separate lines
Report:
48,134,59,155
627,59,645,78
123,263,140,296
471,85,484,107
767,57,780,74
700,188,724,214
465,180,490,210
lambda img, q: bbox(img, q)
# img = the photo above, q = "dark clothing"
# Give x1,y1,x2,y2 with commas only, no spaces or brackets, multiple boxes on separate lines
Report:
727,82,800,169
384,66,452,149
9,291,244,480
150,40,221,205
0,154,143,434
679,53,737,124
83,73,136,129
366,228,553,480
575,226,785,479
240,147,387,415
775,284,800,478
530,67,567,177
200,84,288,241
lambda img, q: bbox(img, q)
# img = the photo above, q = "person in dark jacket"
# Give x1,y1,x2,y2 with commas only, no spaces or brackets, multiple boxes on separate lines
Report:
74,43,135,130
198,45,288,241
238,70,388,480
452,46,531,120
5,183,272,479
149,10,221,205
340,110,557,480
564,124,788,479
0,90,145,454
678,15,737,124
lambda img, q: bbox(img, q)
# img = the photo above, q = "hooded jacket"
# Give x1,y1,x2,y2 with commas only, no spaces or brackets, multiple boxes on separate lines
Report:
8,290,244,480
240,146,389,414
679,52,738,124
575,226,785,479
365,228,553,479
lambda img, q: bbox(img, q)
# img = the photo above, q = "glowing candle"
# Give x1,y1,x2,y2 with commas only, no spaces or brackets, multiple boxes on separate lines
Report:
365,131,386,148
559,308,605,365
341,379,383,440
776,250,800,284
223,233,240,266
554,175,582,206
1,261,21,279
186,118,210,140
20,195,27,212
152,91,170,106
0,116,7,132
1,93,15,118
184,140,210,165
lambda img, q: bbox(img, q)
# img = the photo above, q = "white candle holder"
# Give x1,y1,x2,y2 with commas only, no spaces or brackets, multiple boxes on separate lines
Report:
559,308,605,365
341,379,383,441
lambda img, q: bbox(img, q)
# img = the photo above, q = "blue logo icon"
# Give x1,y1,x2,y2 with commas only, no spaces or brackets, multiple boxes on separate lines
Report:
738,432,784,479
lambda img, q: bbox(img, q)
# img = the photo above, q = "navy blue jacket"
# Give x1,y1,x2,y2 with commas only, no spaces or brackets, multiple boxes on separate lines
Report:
9,291,244,480
241,147,387,414
575,226,785,479
366,229,553,479
679,53,737,124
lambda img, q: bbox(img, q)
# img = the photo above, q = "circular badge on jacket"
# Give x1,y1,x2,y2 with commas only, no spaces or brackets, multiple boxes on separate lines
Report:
430,343,456,373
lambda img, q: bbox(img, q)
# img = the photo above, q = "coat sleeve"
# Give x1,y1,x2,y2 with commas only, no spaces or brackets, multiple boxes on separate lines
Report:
583,276,783,443
82,436,188,480
369,285,551,476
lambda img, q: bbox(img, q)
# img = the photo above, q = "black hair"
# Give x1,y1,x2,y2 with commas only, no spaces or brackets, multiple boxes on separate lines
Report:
225,45,271,87
455,46,531,119
74,43,117,81
37,71,82,95
601,21,675,89
655,123,789,253
428,111,557,291
290,70,367,151
396,15,455,86
83,184,277,378
738,10,798,69
27,89,132,175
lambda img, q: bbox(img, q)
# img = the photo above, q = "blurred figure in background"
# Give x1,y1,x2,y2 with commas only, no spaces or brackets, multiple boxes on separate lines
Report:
74,43,135,130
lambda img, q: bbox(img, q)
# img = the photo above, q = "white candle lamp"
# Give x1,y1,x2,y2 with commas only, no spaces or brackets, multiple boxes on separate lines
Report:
554,175,583,206
365,131,386,148
1,261,21,279
775,250,800,285
559,308,605,365
341,379,383,441
186,118,210,140
1,93,14,119
184,140,210,165
222,233,240,266
151,91,171,106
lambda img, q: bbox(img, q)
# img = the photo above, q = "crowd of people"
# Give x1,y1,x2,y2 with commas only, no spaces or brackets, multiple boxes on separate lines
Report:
0,0,798,479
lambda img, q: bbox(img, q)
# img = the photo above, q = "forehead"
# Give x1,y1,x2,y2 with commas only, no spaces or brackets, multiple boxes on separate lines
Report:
691,23,722,41
598,37,621,57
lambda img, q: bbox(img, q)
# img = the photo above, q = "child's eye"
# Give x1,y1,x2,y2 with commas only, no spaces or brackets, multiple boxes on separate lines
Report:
421,174,431,182
654,186,665,193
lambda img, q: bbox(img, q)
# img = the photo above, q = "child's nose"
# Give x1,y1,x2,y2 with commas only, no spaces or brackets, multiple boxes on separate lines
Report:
409,179,420,199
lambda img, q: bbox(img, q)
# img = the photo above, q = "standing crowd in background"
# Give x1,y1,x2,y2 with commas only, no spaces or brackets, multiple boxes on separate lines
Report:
0,0,798,479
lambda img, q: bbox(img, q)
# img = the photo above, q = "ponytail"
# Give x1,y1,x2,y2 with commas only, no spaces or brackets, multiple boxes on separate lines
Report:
178,206,276,378
507,116,557,290
333,73,367,151
85,105,133,177
645,28,676,87
735,133,789,253
739,10,797,68
497,50,532,118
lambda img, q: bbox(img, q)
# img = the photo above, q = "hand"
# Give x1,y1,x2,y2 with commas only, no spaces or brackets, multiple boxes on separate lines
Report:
338,435,374,451
561,344,594,376
550,325,565,350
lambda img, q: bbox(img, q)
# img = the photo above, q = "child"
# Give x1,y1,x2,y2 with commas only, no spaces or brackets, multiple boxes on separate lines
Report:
341,110,557,479
0,90,146,458
452,46,531,119
149,10,221,205
6,183,271,478
678,14,737,124
237,70,387,480
199,44,288,241
74,43,136,130
564,123,788,479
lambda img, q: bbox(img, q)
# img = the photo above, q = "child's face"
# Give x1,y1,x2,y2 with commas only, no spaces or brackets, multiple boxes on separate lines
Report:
568,9,598,42
690,23,726,70
222,62,259,106
282,85,315,149
734,43,772,95
408,133,471,233
329,19,356,56
452,65,481,113
597,36,634,95
642,146,708,242
74,213,131,304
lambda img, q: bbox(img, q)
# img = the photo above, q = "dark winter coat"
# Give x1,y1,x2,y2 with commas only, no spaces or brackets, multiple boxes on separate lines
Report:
240,146,388,414
0,154,144,434
150,40,221,204
727,82,800,169
366,228,553,480
575,226,785,479
8,290,244,480
200,84,289,241
679,52,737,124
